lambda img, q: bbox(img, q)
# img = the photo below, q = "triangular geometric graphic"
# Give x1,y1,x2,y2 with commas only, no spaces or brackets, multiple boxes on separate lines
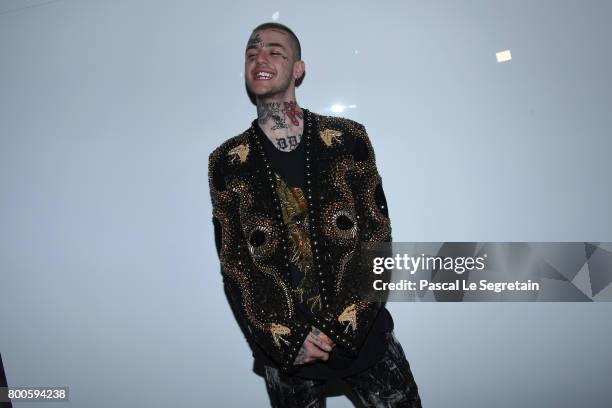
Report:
536,277,593,302
585,245,612,296
571,263,592,298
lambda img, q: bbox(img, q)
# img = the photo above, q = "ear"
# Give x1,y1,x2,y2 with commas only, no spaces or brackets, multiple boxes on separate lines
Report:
293,60,305,81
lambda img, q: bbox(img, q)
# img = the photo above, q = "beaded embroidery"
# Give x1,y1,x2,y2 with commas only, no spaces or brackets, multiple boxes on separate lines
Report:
209,110,392,367
227,142,250,164
319,128,343,147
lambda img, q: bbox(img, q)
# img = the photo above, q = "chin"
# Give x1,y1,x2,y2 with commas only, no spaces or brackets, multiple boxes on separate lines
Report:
248,83,271,95
254,89,282,99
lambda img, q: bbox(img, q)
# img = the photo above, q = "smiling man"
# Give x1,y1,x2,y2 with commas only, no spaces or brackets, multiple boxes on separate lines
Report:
208,22,422,407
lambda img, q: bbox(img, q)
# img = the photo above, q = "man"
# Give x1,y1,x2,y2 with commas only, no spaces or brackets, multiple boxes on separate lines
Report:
208,22,422,407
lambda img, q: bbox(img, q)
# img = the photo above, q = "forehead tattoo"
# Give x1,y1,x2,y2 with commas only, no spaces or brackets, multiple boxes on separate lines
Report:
246,30,290,59
247,33,262,49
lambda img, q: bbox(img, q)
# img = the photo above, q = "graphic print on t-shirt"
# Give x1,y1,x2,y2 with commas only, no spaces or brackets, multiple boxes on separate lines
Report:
273,172,322,312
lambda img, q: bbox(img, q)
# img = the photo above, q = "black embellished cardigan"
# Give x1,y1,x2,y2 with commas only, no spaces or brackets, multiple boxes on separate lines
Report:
208,108,392,373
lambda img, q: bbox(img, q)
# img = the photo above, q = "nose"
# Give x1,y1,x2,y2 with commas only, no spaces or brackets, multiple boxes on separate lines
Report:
255,49,270,65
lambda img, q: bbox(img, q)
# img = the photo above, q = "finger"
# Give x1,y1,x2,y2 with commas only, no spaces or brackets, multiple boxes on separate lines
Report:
310,326,334,347
318,332,335,347
317,349,330,361
308,349,329,362
318,332,333,344
305,341,329,362
307,333,332,352
302,341,317,364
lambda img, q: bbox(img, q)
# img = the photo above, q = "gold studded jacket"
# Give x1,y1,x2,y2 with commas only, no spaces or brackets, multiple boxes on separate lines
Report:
208,109,392,373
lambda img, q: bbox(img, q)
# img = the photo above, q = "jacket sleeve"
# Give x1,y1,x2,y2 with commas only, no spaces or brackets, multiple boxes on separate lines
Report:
208,149,312,373
307,123,392,356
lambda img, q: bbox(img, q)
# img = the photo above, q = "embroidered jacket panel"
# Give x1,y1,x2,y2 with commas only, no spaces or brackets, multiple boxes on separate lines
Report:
208,108,392,373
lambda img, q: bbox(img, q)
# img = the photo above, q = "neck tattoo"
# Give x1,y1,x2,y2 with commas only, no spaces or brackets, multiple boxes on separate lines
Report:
257,100,304,152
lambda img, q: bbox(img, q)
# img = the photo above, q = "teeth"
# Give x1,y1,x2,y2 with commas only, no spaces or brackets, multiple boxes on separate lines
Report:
256,72,273,79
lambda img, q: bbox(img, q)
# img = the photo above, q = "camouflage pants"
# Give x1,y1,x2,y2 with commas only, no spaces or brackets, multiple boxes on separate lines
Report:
264,332,422,408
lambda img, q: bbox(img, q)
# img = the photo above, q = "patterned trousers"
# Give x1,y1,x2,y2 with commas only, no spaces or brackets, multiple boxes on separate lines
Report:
264,332,422,408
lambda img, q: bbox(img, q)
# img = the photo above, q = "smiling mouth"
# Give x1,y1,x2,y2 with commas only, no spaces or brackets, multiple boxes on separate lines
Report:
254,71,274,81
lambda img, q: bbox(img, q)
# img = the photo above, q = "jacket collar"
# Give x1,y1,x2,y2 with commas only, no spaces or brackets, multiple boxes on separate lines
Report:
248,108,318,173
247,109,319,237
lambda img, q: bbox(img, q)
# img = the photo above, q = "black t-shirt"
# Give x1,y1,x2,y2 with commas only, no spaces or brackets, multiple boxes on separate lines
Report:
250,111,393,380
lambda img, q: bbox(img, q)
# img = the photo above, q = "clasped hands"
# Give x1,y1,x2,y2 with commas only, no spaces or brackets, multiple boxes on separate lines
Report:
293,326,336,365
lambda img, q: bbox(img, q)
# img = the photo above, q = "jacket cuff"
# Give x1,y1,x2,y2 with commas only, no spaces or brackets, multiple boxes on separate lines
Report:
307,293,382,357
221,274,312,374
274,320,312,373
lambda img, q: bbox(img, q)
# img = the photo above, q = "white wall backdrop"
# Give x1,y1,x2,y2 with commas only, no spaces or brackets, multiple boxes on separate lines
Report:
1,0,611,407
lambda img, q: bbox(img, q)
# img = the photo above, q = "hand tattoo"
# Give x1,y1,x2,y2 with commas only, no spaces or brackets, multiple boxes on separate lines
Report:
309,326,333,350
294,342,308,365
